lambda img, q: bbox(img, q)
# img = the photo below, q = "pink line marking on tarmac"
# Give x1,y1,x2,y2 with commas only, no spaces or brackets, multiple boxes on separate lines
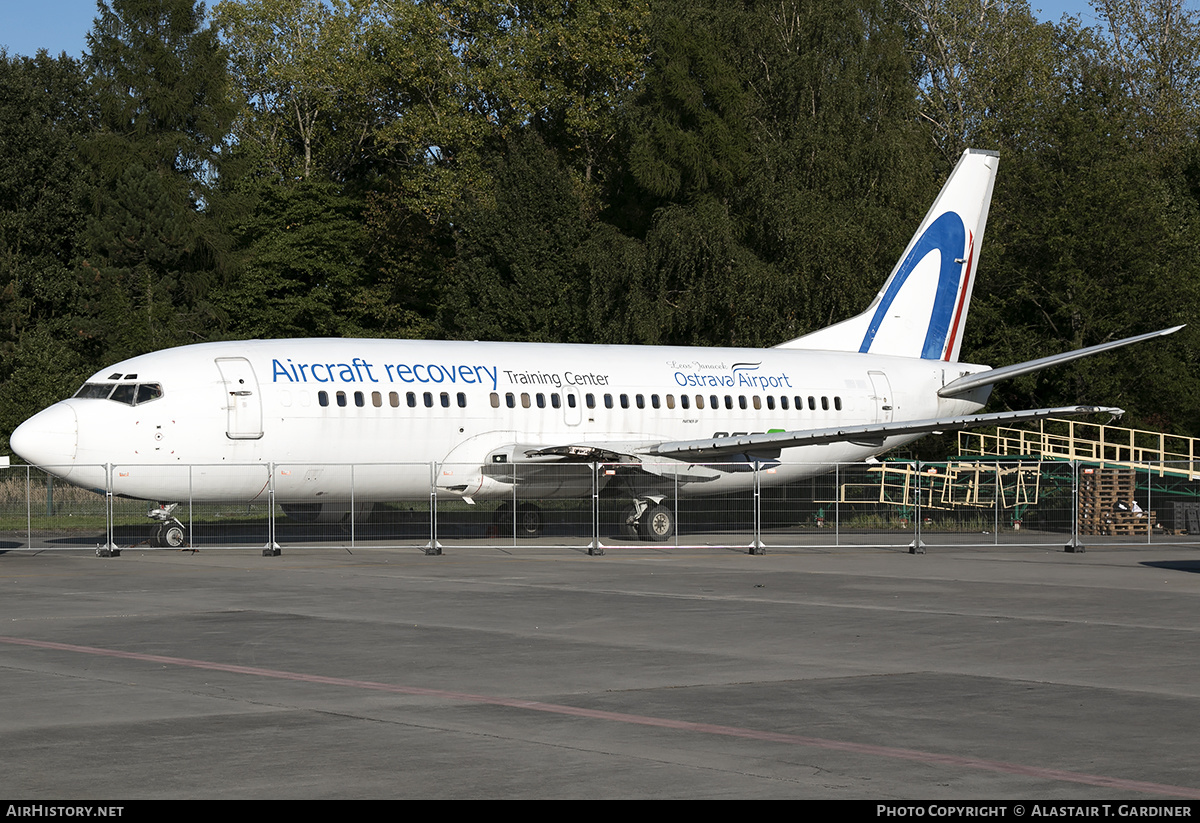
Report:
4,634,1199,798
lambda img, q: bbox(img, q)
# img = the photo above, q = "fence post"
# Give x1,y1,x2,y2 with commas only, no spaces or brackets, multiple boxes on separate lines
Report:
1065,459,1084,552
835,462,840,547
264,462,280,556
993,461,999,546
589,462,603,556
750,462,765,554
1145,462,1152,546
425,462,441,555
910,460,925,554
97,463,119,557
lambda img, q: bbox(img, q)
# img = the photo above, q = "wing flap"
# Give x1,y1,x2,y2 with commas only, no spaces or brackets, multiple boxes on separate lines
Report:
644,405,1123,460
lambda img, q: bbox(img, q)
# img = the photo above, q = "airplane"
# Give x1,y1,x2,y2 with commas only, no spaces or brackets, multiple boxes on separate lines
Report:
8,149,1181,547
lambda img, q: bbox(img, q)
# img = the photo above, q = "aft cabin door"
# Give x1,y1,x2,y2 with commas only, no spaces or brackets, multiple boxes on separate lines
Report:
867,370,894,424
215,357,263,440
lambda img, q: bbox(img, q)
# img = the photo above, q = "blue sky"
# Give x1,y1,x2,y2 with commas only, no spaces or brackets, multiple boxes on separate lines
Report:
0,0,1103,61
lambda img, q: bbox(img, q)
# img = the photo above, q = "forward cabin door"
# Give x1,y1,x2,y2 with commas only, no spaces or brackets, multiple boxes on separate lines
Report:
215,357,264,439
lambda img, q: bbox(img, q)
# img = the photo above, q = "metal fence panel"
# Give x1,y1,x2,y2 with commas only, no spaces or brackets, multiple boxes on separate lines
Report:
0,465,110,552
349,463,435,550
17,457,1200,553
759,463,838,548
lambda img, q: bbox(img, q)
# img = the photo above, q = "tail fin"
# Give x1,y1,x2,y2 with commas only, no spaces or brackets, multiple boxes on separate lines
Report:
777,148,998,362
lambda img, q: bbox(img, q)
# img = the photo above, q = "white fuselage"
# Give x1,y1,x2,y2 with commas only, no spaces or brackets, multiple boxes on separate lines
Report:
11,338,989,504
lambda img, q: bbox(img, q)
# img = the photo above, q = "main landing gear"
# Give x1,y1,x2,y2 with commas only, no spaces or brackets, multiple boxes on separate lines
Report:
619,498,675,542
148,503,188,548
493,502,543,538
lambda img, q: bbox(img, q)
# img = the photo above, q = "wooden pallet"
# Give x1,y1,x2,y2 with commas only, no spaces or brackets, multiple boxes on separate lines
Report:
1078,469,1150,535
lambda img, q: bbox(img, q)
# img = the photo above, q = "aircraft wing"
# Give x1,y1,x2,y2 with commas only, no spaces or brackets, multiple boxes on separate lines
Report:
518,405,1122,464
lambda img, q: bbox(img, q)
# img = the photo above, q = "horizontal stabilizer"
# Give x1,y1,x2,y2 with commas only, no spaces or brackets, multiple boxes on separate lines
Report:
938,326,1184,398
644,405,1123,460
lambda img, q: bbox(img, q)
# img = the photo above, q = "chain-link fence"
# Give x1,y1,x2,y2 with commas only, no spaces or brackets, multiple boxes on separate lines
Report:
3,459,1199,553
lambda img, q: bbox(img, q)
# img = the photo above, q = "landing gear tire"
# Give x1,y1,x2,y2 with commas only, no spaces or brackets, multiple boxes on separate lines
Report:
493,502,513,535
163,524,186,548
638,504,675,542
151,522,187,548
516,503,542,538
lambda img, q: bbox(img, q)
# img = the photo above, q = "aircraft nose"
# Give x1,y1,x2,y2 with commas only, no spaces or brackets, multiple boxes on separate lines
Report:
10,403,78,476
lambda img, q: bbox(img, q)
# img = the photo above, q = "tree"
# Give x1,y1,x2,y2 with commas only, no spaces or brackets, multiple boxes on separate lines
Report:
0,51,98,446
81,0,236,360
1096,0,1200,151
610,0,933,346
215,0,375,181
964,32,1200,432
901,0,1061,160
442,133,591,342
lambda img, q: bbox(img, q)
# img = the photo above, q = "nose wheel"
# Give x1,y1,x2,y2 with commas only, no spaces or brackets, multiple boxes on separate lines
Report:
148,503,189,548
153,522,187,548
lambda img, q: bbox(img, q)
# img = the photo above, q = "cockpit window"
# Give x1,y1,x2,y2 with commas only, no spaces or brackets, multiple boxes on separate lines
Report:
136,384,163,404
75,383,114,399
110,384,136,405
74,382,164,406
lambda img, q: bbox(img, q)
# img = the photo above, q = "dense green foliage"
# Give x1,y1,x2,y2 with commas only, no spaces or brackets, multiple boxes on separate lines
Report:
3,0,1200,450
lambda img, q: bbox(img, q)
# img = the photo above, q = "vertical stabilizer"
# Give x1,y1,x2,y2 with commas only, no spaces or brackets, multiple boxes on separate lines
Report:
777,149,998,361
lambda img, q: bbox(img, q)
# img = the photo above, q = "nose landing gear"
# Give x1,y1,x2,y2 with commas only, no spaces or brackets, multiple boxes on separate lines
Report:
148,503,188,548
